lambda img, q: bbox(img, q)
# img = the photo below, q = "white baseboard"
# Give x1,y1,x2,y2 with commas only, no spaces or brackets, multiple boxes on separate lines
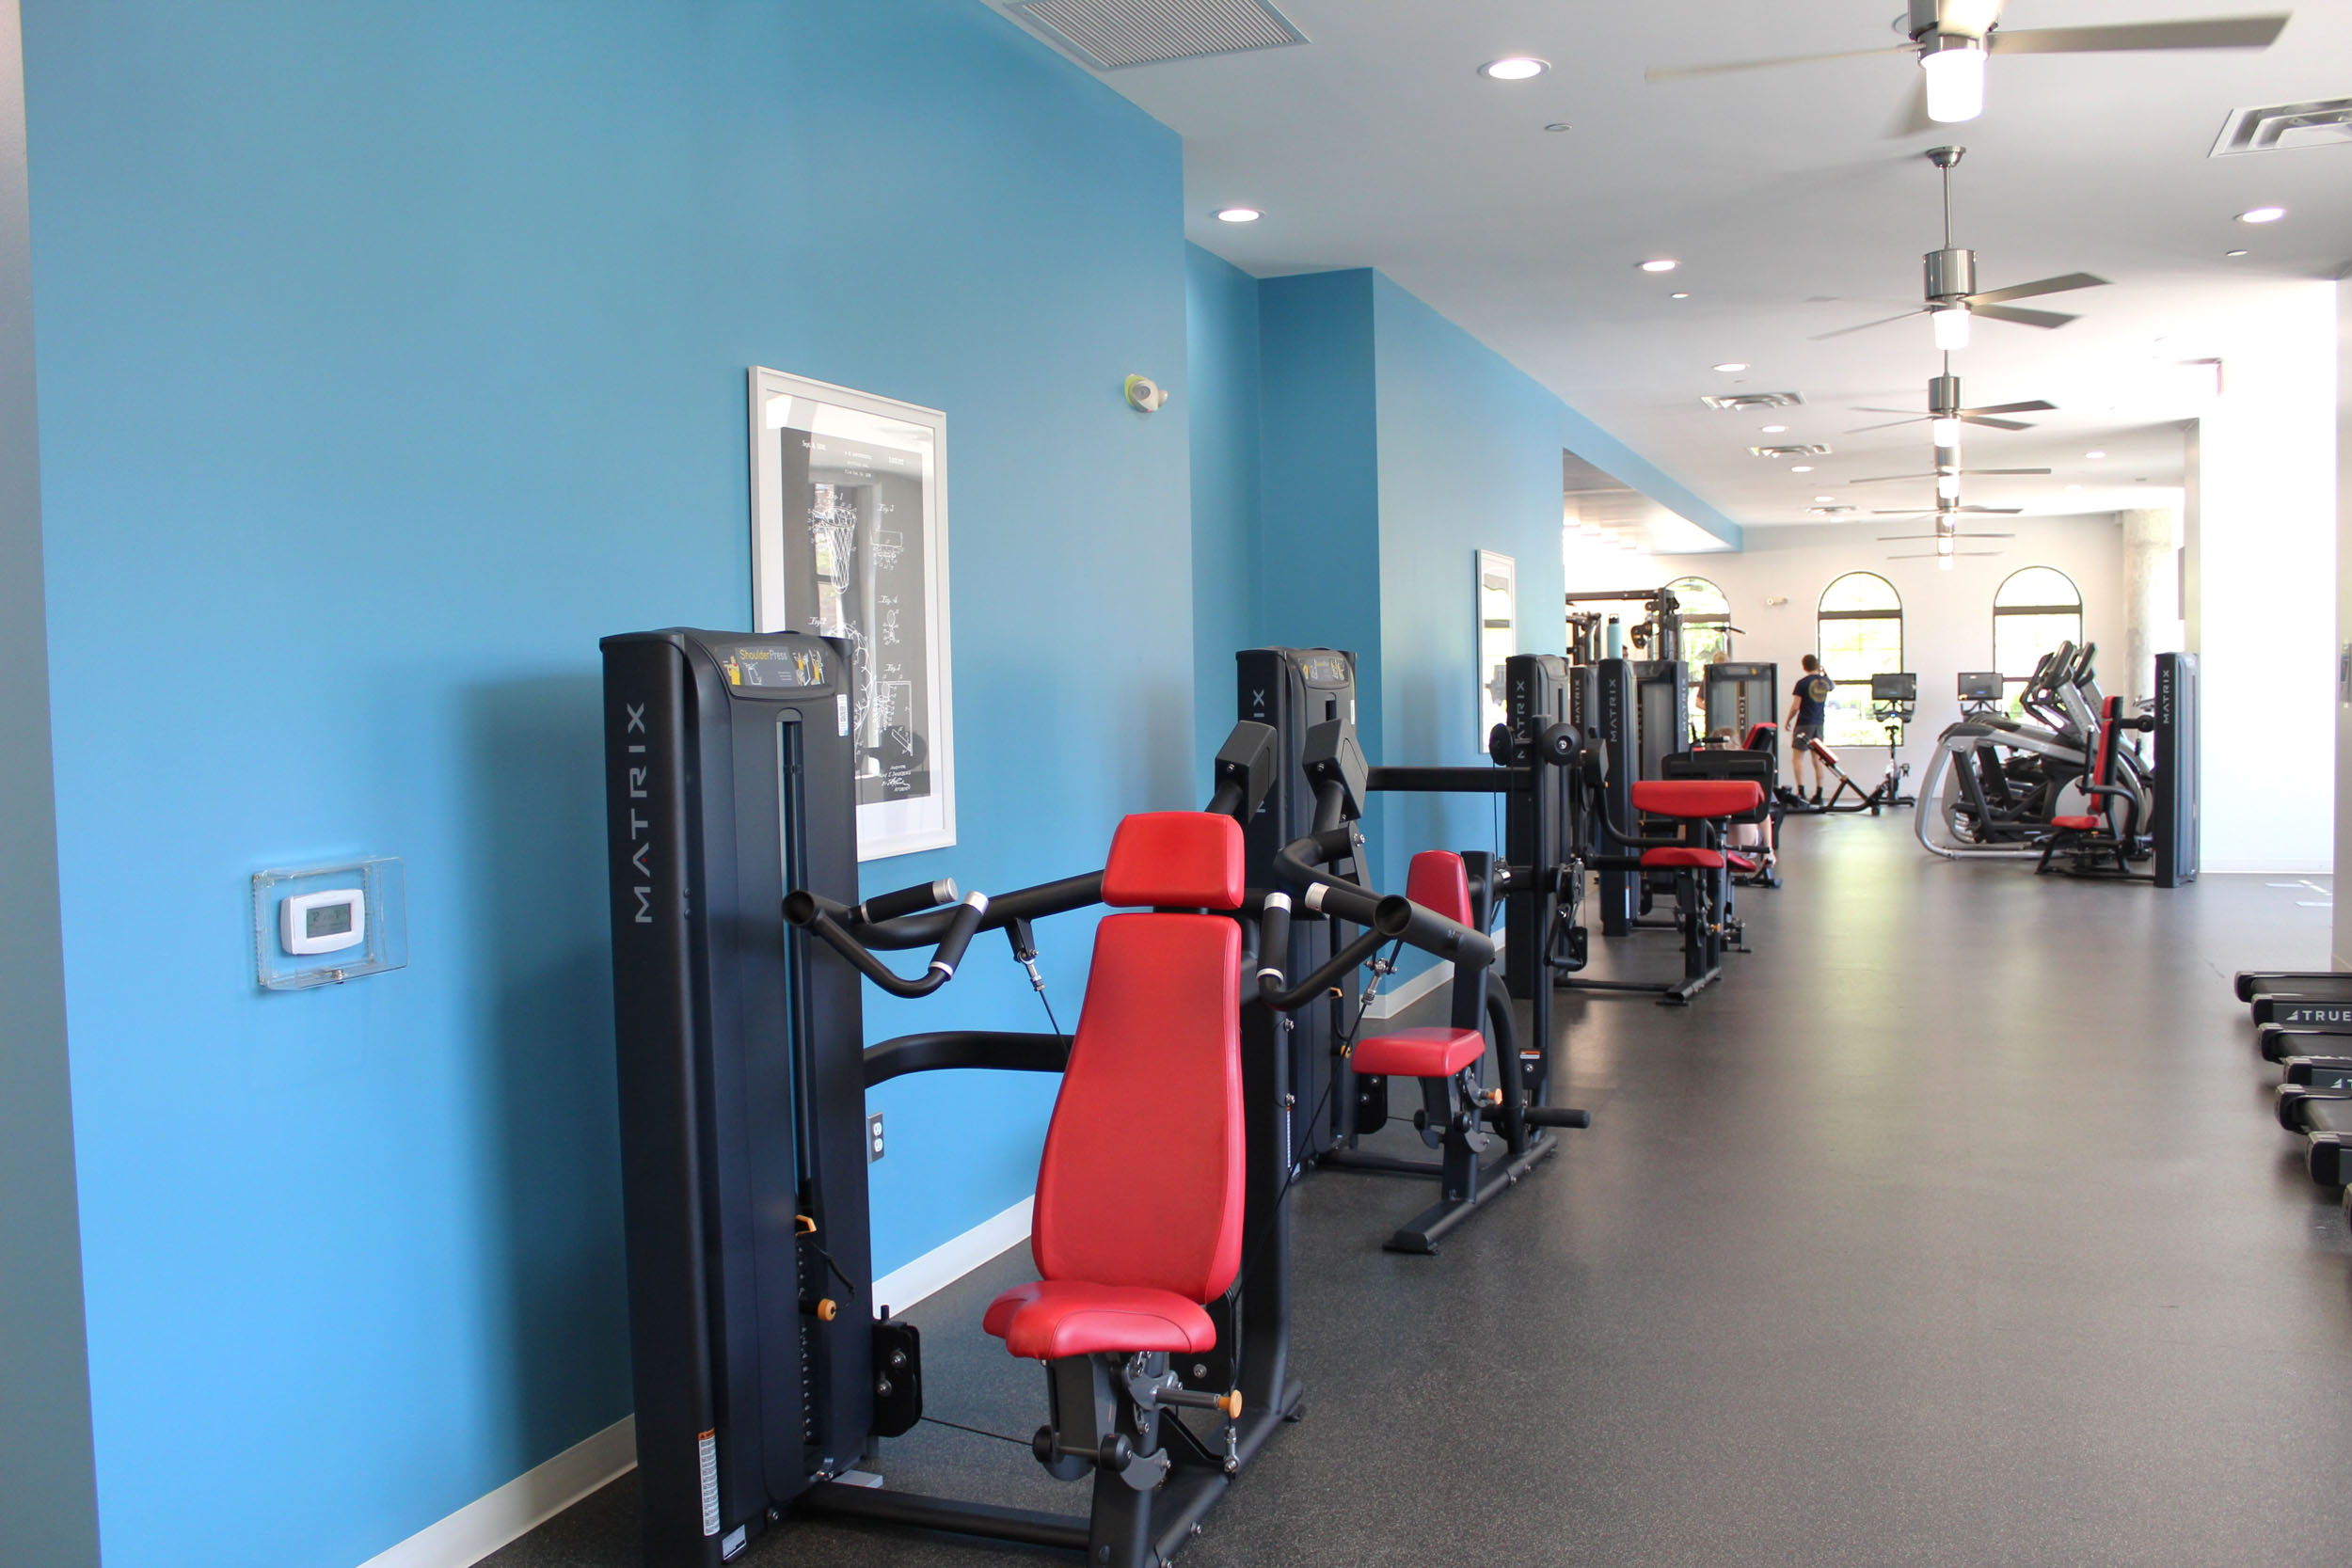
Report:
2208,862,2333,875
351,1199,1039,1568
357,1415,636,1568
1361,934,1503,1020
872,1195,1034,1316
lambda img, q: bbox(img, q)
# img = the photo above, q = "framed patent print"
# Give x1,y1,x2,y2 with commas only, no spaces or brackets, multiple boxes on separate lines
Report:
750,367,956,860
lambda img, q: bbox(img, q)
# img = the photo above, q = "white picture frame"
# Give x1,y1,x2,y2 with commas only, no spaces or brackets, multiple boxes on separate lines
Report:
749,367,956,861
1477,550,1518,753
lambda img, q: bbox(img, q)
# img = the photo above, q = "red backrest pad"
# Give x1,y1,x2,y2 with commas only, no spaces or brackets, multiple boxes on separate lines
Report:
1405,850,1472,927
1102,812,1245,911
1744,722,1776,751
1630,779,1766,818
2096,695,2120,783
1031,914,1244,1303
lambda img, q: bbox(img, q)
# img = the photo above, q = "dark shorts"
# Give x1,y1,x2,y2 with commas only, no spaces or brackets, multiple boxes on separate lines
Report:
1790,725,1822,748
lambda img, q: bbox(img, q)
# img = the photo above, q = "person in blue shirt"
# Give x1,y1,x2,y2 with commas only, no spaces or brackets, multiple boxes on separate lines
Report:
1786,655,1834,805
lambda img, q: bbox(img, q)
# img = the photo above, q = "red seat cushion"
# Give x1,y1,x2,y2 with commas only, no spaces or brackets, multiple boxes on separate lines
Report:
2049,814,2099,832
981,1280,1216,1359
1029,913,1244,1305
1101,812,1245,910
1631,779,1765,818
1642,846,1725,870
1808,738,1840,764
1405,850,1471,926
1351,1026,1484,1078
1725,851,1757,872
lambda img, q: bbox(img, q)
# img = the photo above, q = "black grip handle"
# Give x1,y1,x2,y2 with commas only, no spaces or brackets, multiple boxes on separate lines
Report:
856,878,959,926
929,895,989,979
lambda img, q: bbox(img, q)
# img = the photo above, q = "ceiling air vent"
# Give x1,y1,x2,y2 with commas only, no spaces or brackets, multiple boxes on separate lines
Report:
1701,392,1804,411
1751,444,1831,459
1008,0,1307,70
1807,505,1858,517
2211,98,2352,156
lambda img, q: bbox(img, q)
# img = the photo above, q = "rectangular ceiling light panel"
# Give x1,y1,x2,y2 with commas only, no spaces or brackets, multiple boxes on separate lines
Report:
1009,0,1307,70
2211,98,2352,155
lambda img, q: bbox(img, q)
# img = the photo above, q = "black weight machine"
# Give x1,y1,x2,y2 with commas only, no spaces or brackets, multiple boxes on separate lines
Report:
602,628,1500,1568
1509,653,1759,1006
1237,647,1591,1251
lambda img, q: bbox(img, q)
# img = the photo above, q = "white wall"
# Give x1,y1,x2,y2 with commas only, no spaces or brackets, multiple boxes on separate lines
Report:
1643,514,2129,781
2336,277,2351,964
2185,281,2338,875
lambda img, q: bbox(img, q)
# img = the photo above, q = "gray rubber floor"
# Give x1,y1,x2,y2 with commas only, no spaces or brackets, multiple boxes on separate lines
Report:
488,813,2347,1567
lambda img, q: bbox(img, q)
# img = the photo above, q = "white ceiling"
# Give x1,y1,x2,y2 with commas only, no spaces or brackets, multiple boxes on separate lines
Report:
991,0,2352,531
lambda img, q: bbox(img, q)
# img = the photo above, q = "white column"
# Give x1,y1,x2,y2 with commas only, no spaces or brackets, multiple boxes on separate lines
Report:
2119,508,2180,708
2187,282,2338,875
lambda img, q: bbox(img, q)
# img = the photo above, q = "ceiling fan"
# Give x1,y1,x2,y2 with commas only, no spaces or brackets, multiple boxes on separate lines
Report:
1817,147,2106,349
1647,0,2289,129
1850,370,2053,436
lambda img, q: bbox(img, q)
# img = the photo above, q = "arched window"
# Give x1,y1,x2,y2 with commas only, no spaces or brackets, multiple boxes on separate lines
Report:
1665,576,1731,737
1817,572,1904,746
1993,566,2084,709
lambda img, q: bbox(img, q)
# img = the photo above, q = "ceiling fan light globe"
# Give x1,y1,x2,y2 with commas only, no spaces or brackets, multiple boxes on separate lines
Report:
1938,555,1955,571
1931,305,1972,351
1937,472,1963,500
1936,535,1956,556
1931,417,1964,448
1920,44,1986,123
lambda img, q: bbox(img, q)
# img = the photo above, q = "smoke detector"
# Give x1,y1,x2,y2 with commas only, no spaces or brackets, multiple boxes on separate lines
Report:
2212,98,2352,156
1751,444,1831,459
1702,391,1804,411
1008,0,1307,70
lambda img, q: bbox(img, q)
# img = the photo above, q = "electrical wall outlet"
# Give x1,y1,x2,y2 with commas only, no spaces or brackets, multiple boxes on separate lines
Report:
867,1113,885,1163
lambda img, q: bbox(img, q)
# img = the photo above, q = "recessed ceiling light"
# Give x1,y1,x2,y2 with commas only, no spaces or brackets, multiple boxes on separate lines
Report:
2236,205,2286,224
1713,362,1749,373
1215,207,1262,224
1790,465,1815,473
1639,259,1678,273
1480,56,1549,80
1759,423,1788,434
1814,495,1836,503
1670,292,1691,300
2225,249,2249,258
2065,483,2082,492
2085,450,2107,459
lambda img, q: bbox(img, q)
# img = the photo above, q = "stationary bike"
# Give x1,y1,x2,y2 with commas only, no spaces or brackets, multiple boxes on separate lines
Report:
1864,673,1916,811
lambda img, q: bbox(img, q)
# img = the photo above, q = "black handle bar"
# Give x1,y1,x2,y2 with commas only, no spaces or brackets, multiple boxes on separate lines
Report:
786,888,992,999
1267,831,1498,969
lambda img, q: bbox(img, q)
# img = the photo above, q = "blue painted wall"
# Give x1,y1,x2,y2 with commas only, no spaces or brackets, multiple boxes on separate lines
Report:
1253,269,1384,721
1186,244,1263,777
1368,273,1572,896
22,2,1187,1563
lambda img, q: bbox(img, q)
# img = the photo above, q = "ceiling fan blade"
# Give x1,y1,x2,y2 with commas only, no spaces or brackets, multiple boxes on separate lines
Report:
1961,414,2034,431
1810,309,1926,341
1849,473,1936,484
1971,302,2080,330
1846,418,1930,435
1881,534,2015,541
1885,75,1937,138
1961,400,2058,415
1961,467,2051,476
1968,272,2109,307
1958,505,2024,514
1887,550,2004,558
1871,509,1936,515
1989,16,2289,55
1645,43,1912,82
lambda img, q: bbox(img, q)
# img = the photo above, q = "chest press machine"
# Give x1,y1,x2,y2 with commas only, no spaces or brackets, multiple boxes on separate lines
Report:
603,627,1494,1568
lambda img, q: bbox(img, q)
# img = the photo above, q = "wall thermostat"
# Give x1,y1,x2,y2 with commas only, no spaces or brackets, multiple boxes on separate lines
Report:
252,857,407,990
281,887,367,956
